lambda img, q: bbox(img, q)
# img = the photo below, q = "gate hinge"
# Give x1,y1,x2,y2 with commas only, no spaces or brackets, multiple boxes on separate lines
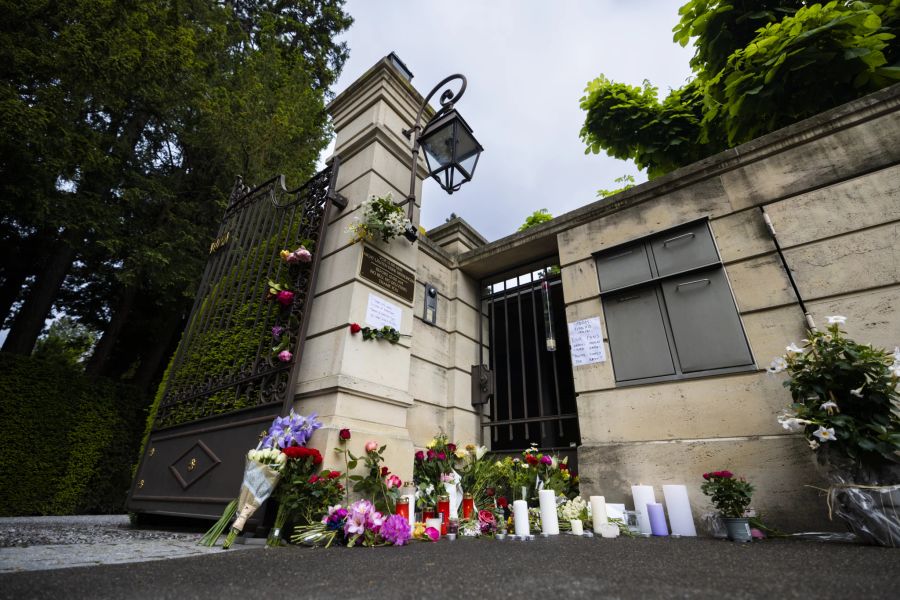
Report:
470,364,493,407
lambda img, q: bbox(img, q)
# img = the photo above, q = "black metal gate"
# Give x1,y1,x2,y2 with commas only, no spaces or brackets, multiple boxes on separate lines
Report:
480,259,580,466
127,161,344,520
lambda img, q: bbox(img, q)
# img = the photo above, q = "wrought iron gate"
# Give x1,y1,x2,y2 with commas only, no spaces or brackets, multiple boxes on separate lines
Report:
479,259,581,467
127,161,344,520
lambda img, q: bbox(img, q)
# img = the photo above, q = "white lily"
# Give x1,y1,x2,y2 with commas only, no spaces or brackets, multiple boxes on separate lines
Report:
826,315,847,325
813,426,837,442
808,439,820,450
820,400,839,414
475,445,488,460
786,343,803,354
849,385,864,398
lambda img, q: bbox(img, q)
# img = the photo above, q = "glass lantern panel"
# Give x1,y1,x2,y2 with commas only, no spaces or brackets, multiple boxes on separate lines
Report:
421,122,456,169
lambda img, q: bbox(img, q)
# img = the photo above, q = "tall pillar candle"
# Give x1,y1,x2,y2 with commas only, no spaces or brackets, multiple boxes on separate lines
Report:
662,484,697,537
513,500,530,537
590,496,608,532
647,503,669,536
630,485,656,535
538,490,559,535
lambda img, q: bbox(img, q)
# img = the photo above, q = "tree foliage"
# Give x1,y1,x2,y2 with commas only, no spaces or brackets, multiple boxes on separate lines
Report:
580,1,900,179
1,1,351,393
518,209,554,231
597,174,637,199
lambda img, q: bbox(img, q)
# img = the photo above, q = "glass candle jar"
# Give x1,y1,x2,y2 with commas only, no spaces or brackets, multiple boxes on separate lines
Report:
437,494,450,536
462,493,475,519
395,497,410,520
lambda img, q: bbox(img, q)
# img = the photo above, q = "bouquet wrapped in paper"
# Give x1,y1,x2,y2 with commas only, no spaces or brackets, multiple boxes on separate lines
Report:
200,410,322,547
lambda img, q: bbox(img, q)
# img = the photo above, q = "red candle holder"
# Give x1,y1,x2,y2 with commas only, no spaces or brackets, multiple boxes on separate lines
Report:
437,495,450,535
462,493,475,519
396,497,410,520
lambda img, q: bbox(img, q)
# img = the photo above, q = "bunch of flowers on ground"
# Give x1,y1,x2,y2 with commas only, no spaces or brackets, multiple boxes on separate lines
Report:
348,440,401,514
347,193,413,243
770,317,900,466
700,470,754,518
491,445,578,502
291,500,412,548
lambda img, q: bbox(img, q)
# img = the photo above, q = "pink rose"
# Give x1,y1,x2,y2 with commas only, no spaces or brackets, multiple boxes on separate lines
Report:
365,440,378,453
278,350,293,362
386,474,402,489
276,290,295,306
293,247,312,263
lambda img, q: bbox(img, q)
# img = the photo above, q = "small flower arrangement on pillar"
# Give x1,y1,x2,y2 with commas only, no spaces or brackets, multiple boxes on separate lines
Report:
347,193,414,244
349,322,403,344
770,316,900,546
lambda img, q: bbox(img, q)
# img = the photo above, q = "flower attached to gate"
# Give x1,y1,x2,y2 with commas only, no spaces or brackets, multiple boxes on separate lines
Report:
276,290,295,307
278,350,293,362
271,325,285,339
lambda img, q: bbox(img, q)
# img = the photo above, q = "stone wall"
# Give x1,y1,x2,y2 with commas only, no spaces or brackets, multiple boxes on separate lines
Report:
551,83,900,531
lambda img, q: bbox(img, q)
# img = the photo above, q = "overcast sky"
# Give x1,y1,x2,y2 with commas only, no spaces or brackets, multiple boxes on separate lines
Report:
323,0,695,241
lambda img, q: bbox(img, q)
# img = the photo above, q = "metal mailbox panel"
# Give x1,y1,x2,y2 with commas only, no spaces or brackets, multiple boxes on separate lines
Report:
595,242,653,291
650,221,719,277
661,269,753,372
603,286,676,381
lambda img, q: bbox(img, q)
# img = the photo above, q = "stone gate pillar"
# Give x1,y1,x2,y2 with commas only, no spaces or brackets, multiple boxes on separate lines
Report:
291,55,431,483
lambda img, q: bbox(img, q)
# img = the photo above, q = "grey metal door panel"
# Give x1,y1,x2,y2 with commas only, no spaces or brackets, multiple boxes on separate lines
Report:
650,221,718,276
595,242,653,291
603,286,675,381
661,269,753,372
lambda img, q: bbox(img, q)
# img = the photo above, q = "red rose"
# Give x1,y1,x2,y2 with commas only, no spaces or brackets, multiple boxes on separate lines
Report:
559,463,568,471
308,475,319,483
525,455,539,466
497,496,509,509
329,470,341,479
447,443,457,453
311,449,323,465
437,452,446,461
720,470,733,479
702,472,710,480
339,428,351,440
485,487,495,497
282,447,304,459
415,451,425,461
381,466,389,477
349,323,362,334
478,509,496,526
427,450,436,460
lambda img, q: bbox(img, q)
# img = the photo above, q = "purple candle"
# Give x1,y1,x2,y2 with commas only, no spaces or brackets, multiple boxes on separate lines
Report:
647,502,669,536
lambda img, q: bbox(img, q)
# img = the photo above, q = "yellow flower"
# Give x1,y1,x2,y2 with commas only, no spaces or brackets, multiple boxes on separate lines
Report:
413,523,426,538
465,444,476,452
426,438,438,449
562,471,570,480
454,449,468,459
279,249,290,260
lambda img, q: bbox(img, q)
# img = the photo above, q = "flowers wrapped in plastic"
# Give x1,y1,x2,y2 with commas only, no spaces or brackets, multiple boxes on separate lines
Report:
199,410,322,548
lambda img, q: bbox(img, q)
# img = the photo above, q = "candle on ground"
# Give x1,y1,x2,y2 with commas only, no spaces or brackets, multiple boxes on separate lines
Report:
647,502,669,536
598,523,619,538
513,500,530,537
538,490,560,535
589,496,608,532
662,484,697,537
630,485,656,535
570,519,584,535
402,494,416,528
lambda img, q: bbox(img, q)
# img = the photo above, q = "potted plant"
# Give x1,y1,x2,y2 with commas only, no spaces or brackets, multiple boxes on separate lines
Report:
771,317,900,546
701,470,754,542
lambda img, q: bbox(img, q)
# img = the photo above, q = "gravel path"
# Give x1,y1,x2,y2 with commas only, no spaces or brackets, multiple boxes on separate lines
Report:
0,515,253,573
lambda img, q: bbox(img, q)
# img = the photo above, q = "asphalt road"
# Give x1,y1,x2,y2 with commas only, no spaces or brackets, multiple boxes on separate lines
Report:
2,534,897,600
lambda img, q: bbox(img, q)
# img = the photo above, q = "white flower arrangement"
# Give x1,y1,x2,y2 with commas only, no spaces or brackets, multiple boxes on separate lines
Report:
347,193,413,243
559,496,589,522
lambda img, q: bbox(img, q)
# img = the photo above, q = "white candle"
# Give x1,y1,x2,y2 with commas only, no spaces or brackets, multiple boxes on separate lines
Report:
513,500,530,537
403,493,416,529
570,519,583,535
663,484,697,537
538,490,559,535
444,481,459,519
631,485,656,535
589,496,608,531
598,523,619,538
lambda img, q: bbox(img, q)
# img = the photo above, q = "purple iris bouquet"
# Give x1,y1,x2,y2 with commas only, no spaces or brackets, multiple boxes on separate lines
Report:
262,410,322,449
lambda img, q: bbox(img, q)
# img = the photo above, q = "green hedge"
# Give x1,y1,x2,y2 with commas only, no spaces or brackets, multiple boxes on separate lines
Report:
0,354,147,516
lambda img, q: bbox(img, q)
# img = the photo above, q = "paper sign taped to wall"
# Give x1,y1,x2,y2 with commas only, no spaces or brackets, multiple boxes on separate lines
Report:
567,317,606,366
365,293,402,331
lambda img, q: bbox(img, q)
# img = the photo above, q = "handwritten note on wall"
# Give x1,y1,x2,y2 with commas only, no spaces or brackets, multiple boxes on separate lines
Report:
366,293,402,330
567,317,606,366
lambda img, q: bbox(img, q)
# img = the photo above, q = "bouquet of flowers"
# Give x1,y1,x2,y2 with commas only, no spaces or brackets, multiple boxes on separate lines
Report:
267,447,341,547
346,440,402,514
199,410,322,548
347,193,414,244
491,445,579,503
413,434,458,509
291,499,412,548
558,496,589,530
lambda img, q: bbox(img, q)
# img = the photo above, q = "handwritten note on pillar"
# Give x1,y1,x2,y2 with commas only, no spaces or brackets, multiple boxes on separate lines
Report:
365,293,402,330
567,317,606,366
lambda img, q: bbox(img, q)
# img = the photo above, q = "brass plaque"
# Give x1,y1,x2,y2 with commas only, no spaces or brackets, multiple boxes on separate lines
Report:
359,246,416,302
